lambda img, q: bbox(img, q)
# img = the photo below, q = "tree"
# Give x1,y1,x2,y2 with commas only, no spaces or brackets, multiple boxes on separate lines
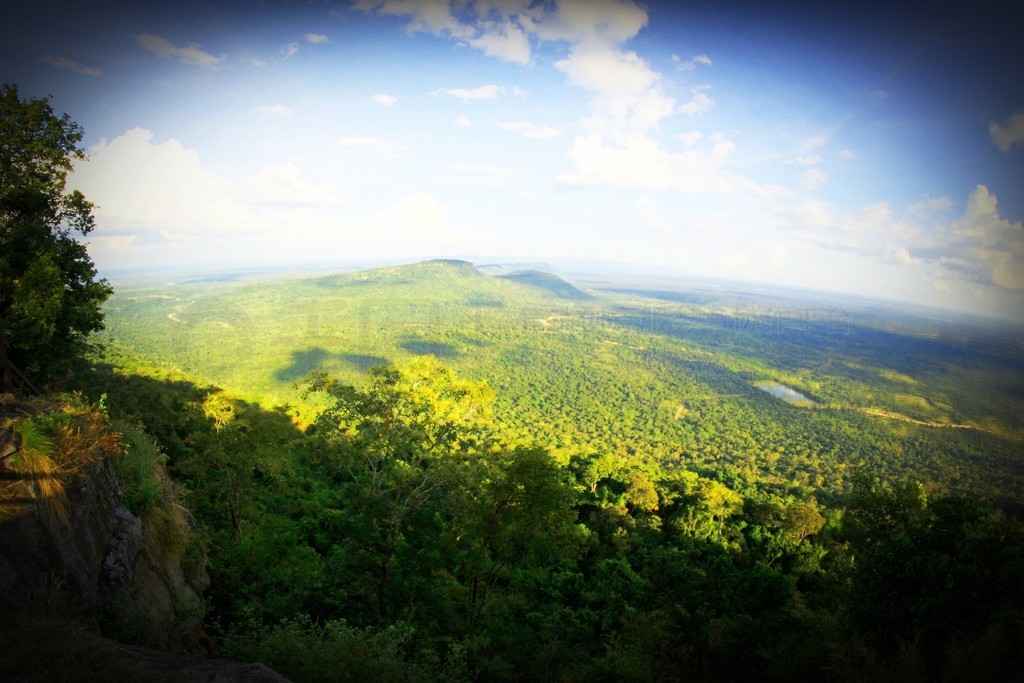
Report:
304,358,495,621
0,83,111,391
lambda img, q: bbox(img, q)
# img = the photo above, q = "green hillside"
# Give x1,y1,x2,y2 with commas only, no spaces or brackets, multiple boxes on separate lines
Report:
100,260,1024,502
82,259,1024,681
498,269,594,300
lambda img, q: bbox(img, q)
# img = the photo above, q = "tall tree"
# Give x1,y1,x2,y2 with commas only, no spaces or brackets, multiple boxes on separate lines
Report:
0,84,111,391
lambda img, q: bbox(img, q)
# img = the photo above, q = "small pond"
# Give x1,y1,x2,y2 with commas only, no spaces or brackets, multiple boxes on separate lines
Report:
756,382,817,407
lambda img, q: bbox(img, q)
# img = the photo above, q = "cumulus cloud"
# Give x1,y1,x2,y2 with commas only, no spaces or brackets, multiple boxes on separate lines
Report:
136,34,224,69
447,162,510,186
951,185,1024,289
66,128,518,267
497,120,561,139
439,84,502,100
236,163,344,206
468,18,531,63
989,110,1024,153
678,86,714,116
282,42,300,58
798,168,828,191
73,129,343,234
304,33,329,43
372,93,398,106
370,191,453,245
356,0,767,197
671,53,712,71
786,154,821,166
784,185,1024,292
354,0,529,63
336,136,408,155
454,115,471,127
41,54,102,77
556,132,785,200
354,0,649,65
256,104,294,116
73,128,238,236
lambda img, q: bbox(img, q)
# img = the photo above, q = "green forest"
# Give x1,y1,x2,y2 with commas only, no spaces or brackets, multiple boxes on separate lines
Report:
4,80,1023,683
71,259,1024,680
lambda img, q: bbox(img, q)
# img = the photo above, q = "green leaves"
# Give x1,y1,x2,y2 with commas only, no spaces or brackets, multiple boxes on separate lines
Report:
1,83,110,388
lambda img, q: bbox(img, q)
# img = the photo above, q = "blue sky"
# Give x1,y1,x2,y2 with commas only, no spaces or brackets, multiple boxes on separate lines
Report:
4,0,1023,320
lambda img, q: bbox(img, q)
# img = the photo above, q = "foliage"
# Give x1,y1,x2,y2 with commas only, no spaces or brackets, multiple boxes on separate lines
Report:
0,83,111,388
112,421,166,515
220,614,469,683
81,261,1024,680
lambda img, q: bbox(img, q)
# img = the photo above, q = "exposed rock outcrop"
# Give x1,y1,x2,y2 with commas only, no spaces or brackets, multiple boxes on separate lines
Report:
1,405,207,652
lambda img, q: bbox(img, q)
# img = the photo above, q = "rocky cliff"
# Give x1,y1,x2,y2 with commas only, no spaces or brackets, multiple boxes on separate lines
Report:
0,397,286,680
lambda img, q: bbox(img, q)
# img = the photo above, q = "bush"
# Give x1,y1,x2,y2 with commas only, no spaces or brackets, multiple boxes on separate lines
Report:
113,422,166,516
220,614,468,683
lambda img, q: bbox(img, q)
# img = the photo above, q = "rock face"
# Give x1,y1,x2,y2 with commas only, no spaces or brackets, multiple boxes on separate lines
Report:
0,452,208,652
0,455,135,615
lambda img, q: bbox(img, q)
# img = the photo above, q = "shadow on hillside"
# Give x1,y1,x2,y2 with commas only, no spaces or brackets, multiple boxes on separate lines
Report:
275,348,390,382
400,340,459,358
80,363,304,465
338,353,389,371
275,347,331,382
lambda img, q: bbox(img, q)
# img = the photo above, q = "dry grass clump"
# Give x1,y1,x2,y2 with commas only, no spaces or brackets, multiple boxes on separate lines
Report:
0,395,122,525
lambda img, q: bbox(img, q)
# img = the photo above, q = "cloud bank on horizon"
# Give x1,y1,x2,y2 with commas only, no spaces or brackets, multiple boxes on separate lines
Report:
4,0,1023,320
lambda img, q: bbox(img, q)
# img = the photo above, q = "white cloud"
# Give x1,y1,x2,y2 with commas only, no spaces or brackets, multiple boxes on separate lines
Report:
721,251,748,269
784,185,1024,292
451,162,503,177
951,185,1024,289
73,128,237,236
304,33,330,43
884,246,919,265
838,149,856,160
354,0,528,63
678,86,713,116
336,136,408,155
370,191,453,246
454,115,471,127
136,34,225,69
671,53,712,71
255,104,294,116
468,19,531,64
439,84,502,100
354,0,649,66
447,162,510,186
236,163,344,206
523,0,648,45
556,132,784,200
68,128,498,268
676,131,703,147
251,58,267,67
355,0,776,200
799,168,828,191
497,120,561,139
786,154,821,166
282,42,300,58
372,93,398,106
41,54,102,77
908,194,953,218
989,110,1024,153
556,45,658,97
